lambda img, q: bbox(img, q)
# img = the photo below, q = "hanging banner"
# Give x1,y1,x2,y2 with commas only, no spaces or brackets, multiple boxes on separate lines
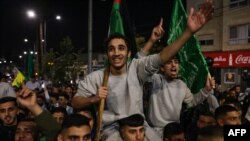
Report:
203,50,250,68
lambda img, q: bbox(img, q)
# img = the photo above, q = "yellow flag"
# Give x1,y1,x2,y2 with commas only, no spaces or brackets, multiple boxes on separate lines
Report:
12,67,25,88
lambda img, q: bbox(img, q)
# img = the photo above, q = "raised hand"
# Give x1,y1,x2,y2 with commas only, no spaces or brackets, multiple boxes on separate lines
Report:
204,74,215,92
187,0,214,33
150,18,165,43
16,86,37,108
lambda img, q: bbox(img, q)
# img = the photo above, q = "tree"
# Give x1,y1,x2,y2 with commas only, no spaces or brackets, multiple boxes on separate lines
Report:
135,34,165,54
43,48,56,79
43,36,82,83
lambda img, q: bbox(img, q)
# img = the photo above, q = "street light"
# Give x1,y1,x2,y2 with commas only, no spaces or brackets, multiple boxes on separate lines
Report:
24,38,28,42
26,9,62,74
27,10,36,18
44,14,62,53
56,15,61,20
26,9,42,74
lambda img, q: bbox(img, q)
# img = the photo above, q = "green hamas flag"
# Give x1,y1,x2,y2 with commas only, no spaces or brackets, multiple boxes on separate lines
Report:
108,0,137,58
167,0,209,94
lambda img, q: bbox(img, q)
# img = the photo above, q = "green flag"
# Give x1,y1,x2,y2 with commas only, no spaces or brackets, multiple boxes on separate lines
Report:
27,53,34,80
108,0,137,58
167,0,209,94
109,0,125,35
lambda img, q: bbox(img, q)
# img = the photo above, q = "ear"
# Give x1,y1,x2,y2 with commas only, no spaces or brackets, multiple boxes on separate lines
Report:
160,66,165,72
57,134,63,141
217,119,224,127
128,51,131,57
164,138,170,141
119,128,125,139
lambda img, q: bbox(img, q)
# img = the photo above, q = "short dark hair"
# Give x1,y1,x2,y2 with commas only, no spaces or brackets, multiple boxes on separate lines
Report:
17,118,39,140
223,98,242,111
215,105,238,120
51,106,68,116
105,33,131,52
0,96,17,106
61,114,90,132
172,54,180,61
73,105,93,114
197,126,223,141
232,84,240,90
58,93,69,100
118,114,144,127
163,122,184,139
50,93,59,100
199,111,214,117
161,54,180,67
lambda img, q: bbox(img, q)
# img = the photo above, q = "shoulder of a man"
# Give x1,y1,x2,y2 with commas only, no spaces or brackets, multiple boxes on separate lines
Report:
131,54,160,64
75,69,105,97
84,68,105,80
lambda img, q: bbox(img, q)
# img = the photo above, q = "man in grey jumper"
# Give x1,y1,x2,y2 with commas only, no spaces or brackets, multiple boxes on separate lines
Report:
147,55,215,137
72,1,214,140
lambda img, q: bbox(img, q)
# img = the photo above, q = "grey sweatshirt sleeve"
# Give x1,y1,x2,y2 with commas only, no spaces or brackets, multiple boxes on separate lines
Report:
184,88,211,108
135,54,162,83
135,49,149,59
74,70,103,97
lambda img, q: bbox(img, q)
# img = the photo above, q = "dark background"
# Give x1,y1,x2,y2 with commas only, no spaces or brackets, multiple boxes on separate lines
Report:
0,0,174,62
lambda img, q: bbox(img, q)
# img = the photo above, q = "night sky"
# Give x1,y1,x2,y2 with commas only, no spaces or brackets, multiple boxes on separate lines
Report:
0,0,173,63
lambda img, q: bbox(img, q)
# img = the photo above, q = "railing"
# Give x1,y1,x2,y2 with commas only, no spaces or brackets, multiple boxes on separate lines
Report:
229,0,250,9
229,37,250,45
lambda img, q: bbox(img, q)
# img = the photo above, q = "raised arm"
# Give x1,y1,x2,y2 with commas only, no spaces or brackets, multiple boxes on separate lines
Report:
16,86,61,141
16,86,43,116
160,0,214,64
141,18,165,55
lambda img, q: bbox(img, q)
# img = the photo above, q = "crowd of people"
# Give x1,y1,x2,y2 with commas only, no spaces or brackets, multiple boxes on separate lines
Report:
0,0,250,141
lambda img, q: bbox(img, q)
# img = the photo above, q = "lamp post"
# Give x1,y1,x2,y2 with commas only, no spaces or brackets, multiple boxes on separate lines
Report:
26,10,41,74
44,14,61,54
88,0,93,74
22,51,28,75
26,10,61,74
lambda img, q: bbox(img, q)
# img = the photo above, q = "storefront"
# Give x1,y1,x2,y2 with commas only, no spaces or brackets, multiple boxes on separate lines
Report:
203,50,250,90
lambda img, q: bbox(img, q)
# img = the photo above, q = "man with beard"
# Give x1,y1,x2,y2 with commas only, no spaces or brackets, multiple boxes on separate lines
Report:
0,96,19,141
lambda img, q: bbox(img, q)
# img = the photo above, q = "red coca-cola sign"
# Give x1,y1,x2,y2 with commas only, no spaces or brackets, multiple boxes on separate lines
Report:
203,50,250,68
235,55,250,64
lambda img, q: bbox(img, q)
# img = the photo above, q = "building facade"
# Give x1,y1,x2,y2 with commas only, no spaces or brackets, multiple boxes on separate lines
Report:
187,0,250,90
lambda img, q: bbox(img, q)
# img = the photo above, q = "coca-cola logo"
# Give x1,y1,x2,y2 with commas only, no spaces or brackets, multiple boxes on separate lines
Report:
235,55,250,64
